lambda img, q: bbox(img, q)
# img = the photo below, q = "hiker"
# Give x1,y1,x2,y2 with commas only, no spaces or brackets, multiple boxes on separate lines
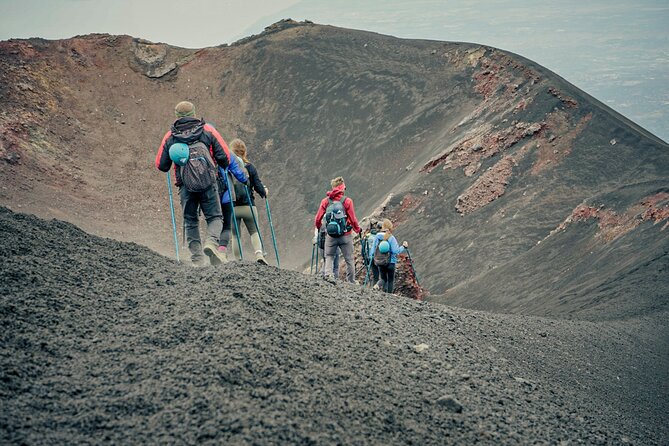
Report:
227,139,269,264
155,101,231,266
216,144,249,263
362,219,381,285
314,176,361,283
370,218,408,293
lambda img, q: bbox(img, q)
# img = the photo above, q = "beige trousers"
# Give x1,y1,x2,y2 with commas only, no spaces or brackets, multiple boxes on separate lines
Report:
230,205,264,260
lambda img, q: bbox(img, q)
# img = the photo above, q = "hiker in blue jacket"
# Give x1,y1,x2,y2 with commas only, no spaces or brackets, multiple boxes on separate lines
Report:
228,138,269,264
217,143,249,262
369,218,408,293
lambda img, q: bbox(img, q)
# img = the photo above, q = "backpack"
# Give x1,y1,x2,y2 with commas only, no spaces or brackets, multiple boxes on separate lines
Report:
324,196,349,237
228,155,250,203
361,232,376,264
373,236,391,267
179,141,217,193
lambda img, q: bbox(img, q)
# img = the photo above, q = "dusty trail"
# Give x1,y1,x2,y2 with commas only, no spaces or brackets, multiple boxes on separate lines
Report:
1,207,666,444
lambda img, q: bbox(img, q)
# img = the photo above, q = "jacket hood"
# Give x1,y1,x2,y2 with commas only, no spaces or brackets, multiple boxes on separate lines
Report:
171,117,205,143
326,184,346,201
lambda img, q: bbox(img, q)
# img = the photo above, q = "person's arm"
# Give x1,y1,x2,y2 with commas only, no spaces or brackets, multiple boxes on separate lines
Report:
247,164,266,198
155,131,173,172
228,156,248,183
390,236,405,255
344,198,362,233
204,124,231,169
314,199,327,229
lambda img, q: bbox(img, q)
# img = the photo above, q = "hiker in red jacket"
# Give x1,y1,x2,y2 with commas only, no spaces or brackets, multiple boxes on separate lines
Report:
314,176,362,283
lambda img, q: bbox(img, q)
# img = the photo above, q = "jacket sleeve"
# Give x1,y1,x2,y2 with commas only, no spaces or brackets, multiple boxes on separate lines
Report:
247,164,266,198
389,236,405,255
204,124,231,169
155,130,174,172
314,199,328,229
228,156,248,183
344,197,362,233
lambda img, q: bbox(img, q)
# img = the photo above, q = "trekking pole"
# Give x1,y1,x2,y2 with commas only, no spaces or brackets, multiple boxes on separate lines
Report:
361,238,370,284
244,185,266,253
265,198,280,267
315,235,319,274
363,255,374,286
405,248,420,287
223,170,244,260
165,172,180,263
310,243,315,274
363,238,375,286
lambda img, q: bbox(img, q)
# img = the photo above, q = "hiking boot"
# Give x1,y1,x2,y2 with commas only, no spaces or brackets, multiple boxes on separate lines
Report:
372,283,380,291
323,274,337,284
255,250,268,265
204,241,227,265
192,258,208,268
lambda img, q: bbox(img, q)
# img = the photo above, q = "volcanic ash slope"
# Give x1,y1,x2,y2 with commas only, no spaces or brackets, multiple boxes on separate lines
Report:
0,207,665,444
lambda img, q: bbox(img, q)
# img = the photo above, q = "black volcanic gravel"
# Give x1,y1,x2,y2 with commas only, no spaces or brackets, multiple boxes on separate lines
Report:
1,207,667,445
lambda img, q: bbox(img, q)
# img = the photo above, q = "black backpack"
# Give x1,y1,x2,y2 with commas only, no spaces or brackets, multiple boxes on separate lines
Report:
325,196,349,237
373,237,391,267
180,141,217,193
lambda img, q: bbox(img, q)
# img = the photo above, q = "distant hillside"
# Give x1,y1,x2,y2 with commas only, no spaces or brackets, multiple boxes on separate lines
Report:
0,20,667,318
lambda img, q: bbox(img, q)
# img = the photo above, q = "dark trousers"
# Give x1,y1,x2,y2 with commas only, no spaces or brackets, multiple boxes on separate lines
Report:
377,263,396,293
369,263,380,285
219,202,233,248
179,185,223,264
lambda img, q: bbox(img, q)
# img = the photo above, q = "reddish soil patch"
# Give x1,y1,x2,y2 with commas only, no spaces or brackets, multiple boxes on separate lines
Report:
531,111,592,174
549,192,669,241
455,156,516,215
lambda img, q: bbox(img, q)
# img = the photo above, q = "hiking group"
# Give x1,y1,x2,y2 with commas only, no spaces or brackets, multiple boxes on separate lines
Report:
313,177,411,294
155,101,272,267
156,100,415,295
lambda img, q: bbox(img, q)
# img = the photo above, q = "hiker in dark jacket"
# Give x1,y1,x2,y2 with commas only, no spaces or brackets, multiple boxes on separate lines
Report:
362,219,381,285
227,138,268,264
155,101,231,266
314,176,361,283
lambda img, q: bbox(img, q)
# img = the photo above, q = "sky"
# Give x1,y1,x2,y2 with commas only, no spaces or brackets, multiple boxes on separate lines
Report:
1,0,667,142
0,0,300,48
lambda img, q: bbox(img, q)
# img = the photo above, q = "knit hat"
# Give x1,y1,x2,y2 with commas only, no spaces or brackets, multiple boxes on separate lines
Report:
174,101,196,118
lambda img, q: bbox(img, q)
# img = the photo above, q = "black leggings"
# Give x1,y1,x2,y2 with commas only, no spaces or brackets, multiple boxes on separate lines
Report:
378,263,396,293
219,202,233,248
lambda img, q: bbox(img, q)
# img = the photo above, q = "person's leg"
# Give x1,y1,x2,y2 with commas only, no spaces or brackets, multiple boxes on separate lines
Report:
229,215,243,260
372,263,380,285
230,205,250,261
179,186,205,265
235,206,265,263
200,186,223,247
318,246,325,277
385,263,396,293
323,235,338,280
200,186,227,265
333,246,340,278
338,234,356,283
219,201,233,249
247,206,266,262
376,264,388,290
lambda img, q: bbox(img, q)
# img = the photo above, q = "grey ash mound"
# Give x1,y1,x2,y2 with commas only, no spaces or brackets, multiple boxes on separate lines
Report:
1,207,666,445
